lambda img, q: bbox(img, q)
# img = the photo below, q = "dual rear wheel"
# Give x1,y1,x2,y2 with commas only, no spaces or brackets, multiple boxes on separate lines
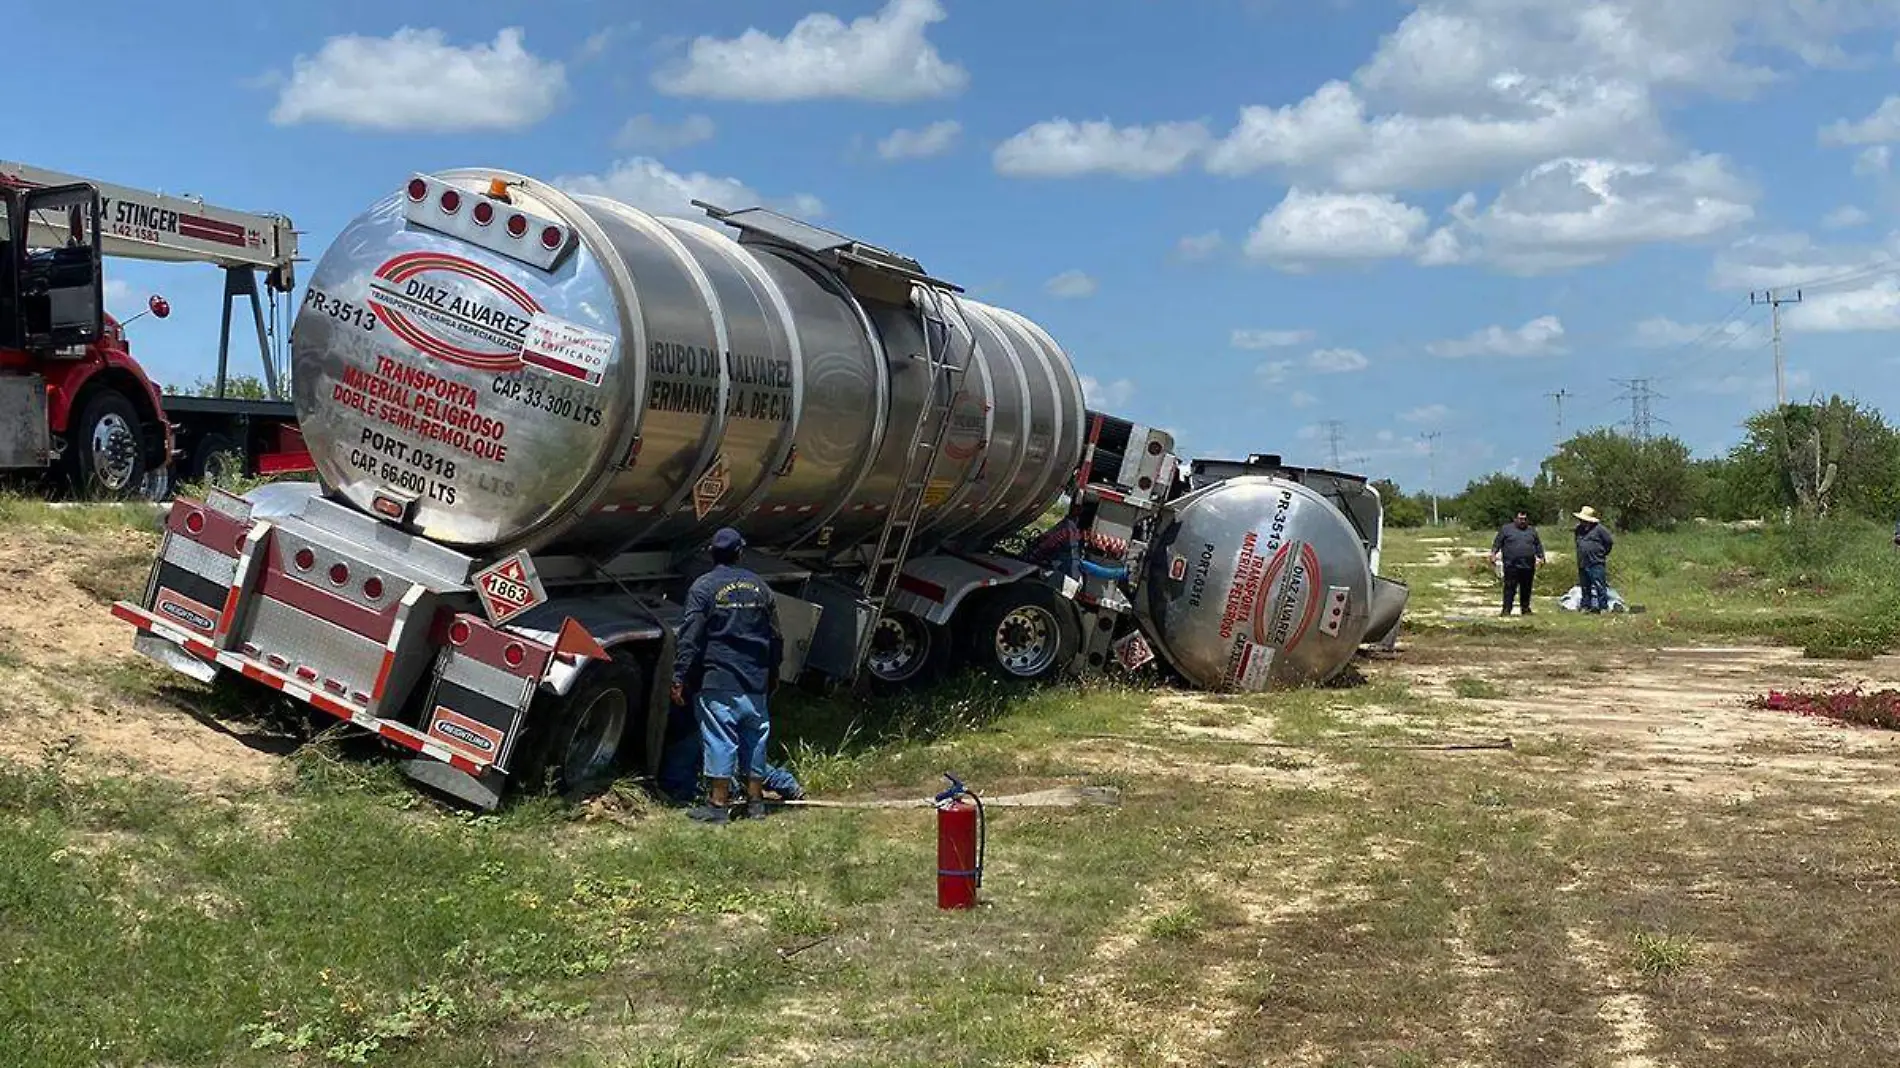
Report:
864,582,1079,687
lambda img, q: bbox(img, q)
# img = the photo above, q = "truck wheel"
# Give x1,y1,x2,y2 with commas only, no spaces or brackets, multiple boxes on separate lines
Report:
67,390,147,498
864,612,951,686
966,584,1079,682
514,657,642,798
191,433,244,487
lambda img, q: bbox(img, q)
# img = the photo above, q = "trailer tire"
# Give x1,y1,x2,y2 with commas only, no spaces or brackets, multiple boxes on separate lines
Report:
864,612,952,686
514,656,643,799
191,432,244,487
66,389,148,498
965,583,1079,682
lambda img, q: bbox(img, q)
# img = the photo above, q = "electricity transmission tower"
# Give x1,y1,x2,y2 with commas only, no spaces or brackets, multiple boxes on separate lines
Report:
1750,289,1803,407
1421,431,1441,525
1612,378,1665,440
1321,420,1345,468
1544,388,1571,443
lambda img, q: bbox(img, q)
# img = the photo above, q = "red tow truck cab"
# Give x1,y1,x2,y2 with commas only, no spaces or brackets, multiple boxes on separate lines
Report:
0,161,309,497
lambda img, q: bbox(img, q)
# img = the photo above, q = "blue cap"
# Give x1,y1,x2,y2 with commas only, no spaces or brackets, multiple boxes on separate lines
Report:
710,527,746,554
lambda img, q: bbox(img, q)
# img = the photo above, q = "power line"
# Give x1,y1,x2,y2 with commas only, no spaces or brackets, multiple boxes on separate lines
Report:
1750,288,1804,407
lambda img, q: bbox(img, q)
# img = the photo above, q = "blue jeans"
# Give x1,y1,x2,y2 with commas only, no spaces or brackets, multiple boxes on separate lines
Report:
659,699,800,801
696,691,769,783
1580,563,1609,612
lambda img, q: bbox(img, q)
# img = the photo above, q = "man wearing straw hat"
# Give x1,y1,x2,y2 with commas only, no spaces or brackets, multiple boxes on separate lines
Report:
1572,506,1614,614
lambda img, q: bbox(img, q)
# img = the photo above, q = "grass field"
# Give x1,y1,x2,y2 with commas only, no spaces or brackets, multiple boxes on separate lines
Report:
5,502,1900,1066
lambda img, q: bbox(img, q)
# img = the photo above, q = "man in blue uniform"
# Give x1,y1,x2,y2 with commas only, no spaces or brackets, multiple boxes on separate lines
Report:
671,527,783,824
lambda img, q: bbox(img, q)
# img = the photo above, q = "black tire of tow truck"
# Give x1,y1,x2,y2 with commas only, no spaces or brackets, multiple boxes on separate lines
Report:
511,655,644,799
65,389,148,499
964,583,1080,683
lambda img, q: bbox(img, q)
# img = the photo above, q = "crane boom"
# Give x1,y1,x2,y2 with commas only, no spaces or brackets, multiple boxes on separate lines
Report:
0,159,297,280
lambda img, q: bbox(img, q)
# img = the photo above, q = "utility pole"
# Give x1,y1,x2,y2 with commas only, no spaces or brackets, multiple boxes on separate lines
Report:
1751,289,1803,408
1321,419,1345,468
1421,431,1441,525
1544,388,1571,443
1612,378,1665,441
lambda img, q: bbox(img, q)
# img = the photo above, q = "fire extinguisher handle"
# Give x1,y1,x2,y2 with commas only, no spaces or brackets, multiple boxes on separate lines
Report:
933,772,966,803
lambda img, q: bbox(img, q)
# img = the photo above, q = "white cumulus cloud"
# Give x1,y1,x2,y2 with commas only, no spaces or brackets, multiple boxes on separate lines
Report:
1307,347,1369,373
614,113,715,152
1044,269,1097,298
1427,315,1566,358
1174,231,1223,261
993,120,1212,178
1785,277,1900,332
653,0,966,103
877,120,961,160
1231,328,1316,349
1428,155,1755,272
1822,205,1870,229
1399,403,1450,423
1244,188,1428,270
1289,390,1319,408
271,27,565,131
1080,375,1136,409
1821,97,1900,145
554,158,822,221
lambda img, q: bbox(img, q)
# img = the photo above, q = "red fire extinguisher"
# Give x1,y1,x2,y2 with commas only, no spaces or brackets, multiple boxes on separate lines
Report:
934,773,985,910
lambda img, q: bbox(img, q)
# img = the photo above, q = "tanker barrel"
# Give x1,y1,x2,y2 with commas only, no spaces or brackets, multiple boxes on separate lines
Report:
289,170,1087,559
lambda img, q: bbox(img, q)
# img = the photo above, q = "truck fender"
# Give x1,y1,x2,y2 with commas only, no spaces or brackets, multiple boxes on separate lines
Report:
886,552,1044,626
505,595,676,698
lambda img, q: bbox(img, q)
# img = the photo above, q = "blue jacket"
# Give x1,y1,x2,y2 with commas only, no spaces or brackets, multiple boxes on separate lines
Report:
1574,523,1614,569
673,564,783,696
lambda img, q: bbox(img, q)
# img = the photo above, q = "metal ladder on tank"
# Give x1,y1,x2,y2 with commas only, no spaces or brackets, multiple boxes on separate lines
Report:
852,286,969,671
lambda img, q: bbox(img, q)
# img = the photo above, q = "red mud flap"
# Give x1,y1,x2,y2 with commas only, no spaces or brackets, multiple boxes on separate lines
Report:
112,601,491,779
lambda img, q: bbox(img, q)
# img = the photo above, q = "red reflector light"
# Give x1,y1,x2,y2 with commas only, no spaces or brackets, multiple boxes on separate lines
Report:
439,189,462,214
295,665,318,681
363,576,384,600
329,562,350,585
472,200,494,226
183,510,204,534
323,679,347,694
407,178,428,201
506,213,527,238
294,548,315,570
541,225,563,250
504,643,526,667
234,531,249,554
448,620,472,646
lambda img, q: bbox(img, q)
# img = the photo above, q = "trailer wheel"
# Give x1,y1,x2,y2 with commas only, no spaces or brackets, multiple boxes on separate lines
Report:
191,432,244,487
966,584,1079,682
514,656,642,798
67,390,147,498
864,612,951,686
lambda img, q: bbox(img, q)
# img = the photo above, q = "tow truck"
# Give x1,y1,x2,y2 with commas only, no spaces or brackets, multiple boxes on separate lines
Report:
0,160,308,497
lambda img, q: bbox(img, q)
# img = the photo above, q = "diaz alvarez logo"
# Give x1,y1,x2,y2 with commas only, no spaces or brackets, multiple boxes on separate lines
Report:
1252,540,1324,652
367,252,542,372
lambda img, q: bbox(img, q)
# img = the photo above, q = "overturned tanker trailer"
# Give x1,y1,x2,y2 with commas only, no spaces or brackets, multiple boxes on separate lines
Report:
111,168,1404,808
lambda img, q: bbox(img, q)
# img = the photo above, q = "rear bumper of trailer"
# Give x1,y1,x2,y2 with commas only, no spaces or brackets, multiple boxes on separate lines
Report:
113,601,493,777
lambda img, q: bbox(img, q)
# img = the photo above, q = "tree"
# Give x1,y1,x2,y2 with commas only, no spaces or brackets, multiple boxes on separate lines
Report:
1727,397,1900,520
1371,478,1429,527
171,374,272,400
1454,473,1539,530
1542,429,1698,531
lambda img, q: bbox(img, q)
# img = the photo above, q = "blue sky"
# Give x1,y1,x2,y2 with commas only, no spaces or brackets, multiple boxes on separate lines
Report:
11,0,1900,495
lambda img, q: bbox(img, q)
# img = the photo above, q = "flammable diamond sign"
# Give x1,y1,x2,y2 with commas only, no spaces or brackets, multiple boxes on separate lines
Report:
473,550,546,625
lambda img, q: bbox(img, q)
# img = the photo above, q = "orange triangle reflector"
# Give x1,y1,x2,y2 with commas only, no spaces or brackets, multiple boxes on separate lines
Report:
555,617,611,663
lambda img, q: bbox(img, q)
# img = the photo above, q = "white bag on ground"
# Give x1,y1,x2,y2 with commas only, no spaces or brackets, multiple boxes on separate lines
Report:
1558,585,1626,612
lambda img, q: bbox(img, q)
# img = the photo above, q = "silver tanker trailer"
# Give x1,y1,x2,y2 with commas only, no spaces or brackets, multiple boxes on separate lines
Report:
111,168,1401,808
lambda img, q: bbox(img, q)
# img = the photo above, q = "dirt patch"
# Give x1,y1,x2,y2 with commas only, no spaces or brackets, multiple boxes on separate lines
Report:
0,524,283,792
1392,646,1900,802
